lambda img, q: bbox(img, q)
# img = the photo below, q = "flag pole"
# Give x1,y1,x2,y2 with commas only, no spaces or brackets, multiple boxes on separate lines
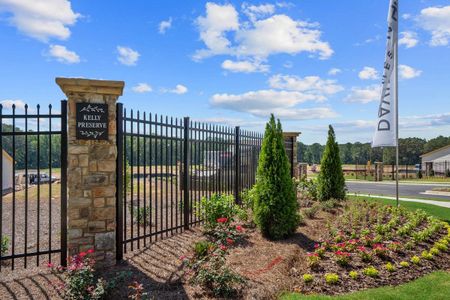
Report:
395,0,399,207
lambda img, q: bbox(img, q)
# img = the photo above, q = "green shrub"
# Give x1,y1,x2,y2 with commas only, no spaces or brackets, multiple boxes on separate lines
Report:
321,199,338,212
296,178,318,200
363,266,379,277
303,204,320,219
194,240,214,258
324,273,339,284
193,255,245,297
1,236,8,255
253,115,299,239
303,274,314,283
317,126,346,201
421,250,433,260
196,194,238,229
349,271,359,280
385,262,396,272
400,261,409,268
411,256,421,265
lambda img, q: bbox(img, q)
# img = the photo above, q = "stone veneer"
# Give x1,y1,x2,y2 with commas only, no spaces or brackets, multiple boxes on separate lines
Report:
283,132,301,178
56,78,124,266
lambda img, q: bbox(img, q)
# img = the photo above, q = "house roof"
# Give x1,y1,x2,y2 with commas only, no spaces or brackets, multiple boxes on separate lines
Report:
420,144,450,158
2,149,13,163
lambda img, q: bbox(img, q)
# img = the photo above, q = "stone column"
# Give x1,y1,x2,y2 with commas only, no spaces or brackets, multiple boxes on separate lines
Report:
56,78,124,266
283,132,301,178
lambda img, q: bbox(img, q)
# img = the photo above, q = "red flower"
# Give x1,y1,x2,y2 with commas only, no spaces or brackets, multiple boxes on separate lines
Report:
87,249,94,254
226,238,234,245
357,246,366,252
236,225,243,232
220,245,227,251
47,262,54,268
314,243,320,249
217,217,228,223
179,255,187,260
79,252,87,257
307,252,319,257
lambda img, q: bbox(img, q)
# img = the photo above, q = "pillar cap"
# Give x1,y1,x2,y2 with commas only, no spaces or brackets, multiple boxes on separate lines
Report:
283,132,301,138
56,77,125,96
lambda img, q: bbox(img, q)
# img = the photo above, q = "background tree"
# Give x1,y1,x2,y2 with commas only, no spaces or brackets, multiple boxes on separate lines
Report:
317,125,346,201
253,115,299,240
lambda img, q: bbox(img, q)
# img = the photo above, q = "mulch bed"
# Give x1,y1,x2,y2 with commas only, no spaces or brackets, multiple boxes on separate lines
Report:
1,207,449,299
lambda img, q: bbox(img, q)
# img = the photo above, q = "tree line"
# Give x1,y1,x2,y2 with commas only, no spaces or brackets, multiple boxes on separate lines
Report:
298,135,450,165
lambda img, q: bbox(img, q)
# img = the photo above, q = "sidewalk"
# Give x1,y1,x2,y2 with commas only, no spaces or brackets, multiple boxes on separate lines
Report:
350,193,450,208
346,179,450,187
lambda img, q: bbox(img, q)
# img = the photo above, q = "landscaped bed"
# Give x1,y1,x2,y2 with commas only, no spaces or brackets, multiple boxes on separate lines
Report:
173,199,450,299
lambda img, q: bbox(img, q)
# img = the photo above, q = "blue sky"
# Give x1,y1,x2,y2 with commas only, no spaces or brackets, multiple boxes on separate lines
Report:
0,0,449,144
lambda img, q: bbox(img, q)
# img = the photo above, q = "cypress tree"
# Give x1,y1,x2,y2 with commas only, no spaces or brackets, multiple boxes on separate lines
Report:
317,125,346,201
253,115,299,239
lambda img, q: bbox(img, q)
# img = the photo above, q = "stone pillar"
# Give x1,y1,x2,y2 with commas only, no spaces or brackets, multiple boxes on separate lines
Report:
56,78,124,266
283,132,301,178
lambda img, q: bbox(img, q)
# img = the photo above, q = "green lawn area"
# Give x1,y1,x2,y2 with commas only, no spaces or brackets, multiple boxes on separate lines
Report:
348,195,450,223
281,271,450,300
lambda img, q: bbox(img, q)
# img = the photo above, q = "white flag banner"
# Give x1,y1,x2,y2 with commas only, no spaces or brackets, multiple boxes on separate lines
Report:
372,0,398,148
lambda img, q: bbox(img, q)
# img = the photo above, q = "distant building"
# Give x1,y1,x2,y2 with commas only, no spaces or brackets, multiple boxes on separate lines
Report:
420,145,450,176
2,150,14,193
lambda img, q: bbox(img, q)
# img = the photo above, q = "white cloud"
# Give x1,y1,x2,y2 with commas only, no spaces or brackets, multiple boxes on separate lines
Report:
210,89,337,120
221,59,269,73
399,64,422,79
0,0,80,41
164,84,188,95
268,74,344,99
399,31,419,48
344,85,380,104
158,17,172,34
48,44,80,64
242,3,275,22
236,15,333,60
358,67,379,80
328,68,341,76
117,46,140,66
193,3,333,62
0,99,26,110
417,5,450,46
132,83,152,93
193,3,239,60
402,14,412,20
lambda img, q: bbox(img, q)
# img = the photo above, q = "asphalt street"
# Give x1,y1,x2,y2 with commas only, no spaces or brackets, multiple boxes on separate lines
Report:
346,181,450,200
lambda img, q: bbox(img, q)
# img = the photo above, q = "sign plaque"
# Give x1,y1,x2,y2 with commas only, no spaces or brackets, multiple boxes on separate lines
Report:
76,103,109,140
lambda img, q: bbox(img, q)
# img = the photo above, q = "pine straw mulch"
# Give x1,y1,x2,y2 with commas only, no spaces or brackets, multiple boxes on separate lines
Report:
1,208,449,300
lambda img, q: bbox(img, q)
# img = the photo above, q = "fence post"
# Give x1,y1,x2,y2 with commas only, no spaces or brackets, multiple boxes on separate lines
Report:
60,100,68,267
183,117,190,229
116,103,123,261
234,126,240,204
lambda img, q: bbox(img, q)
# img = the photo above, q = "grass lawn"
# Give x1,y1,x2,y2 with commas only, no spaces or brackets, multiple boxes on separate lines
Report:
281,271,450,300
348,195,450,223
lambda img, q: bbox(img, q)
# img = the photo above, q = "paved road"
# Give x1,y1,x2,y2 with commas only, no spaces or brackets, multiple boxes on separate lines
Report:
346,181,450,200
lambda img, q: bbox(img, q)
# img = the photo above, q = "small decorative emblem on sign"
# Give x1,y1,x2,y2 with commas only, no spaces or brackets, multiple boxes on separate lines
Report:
76,103,109,140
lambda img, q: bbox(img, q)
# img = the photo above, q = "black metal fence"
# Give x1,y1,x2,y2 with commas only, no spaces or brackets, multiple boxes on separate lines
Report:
116,104,263,258
0,101,67,271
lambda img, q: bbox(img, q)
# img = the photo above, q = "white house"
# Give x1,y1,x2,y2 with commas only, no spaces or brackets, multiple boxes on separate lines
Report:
2,149,14,193
421,145,450,175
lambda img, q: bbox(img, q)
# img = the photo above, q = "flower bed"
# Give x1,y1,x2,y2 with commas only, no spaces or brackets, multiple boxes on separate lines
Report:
295,201,450,295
